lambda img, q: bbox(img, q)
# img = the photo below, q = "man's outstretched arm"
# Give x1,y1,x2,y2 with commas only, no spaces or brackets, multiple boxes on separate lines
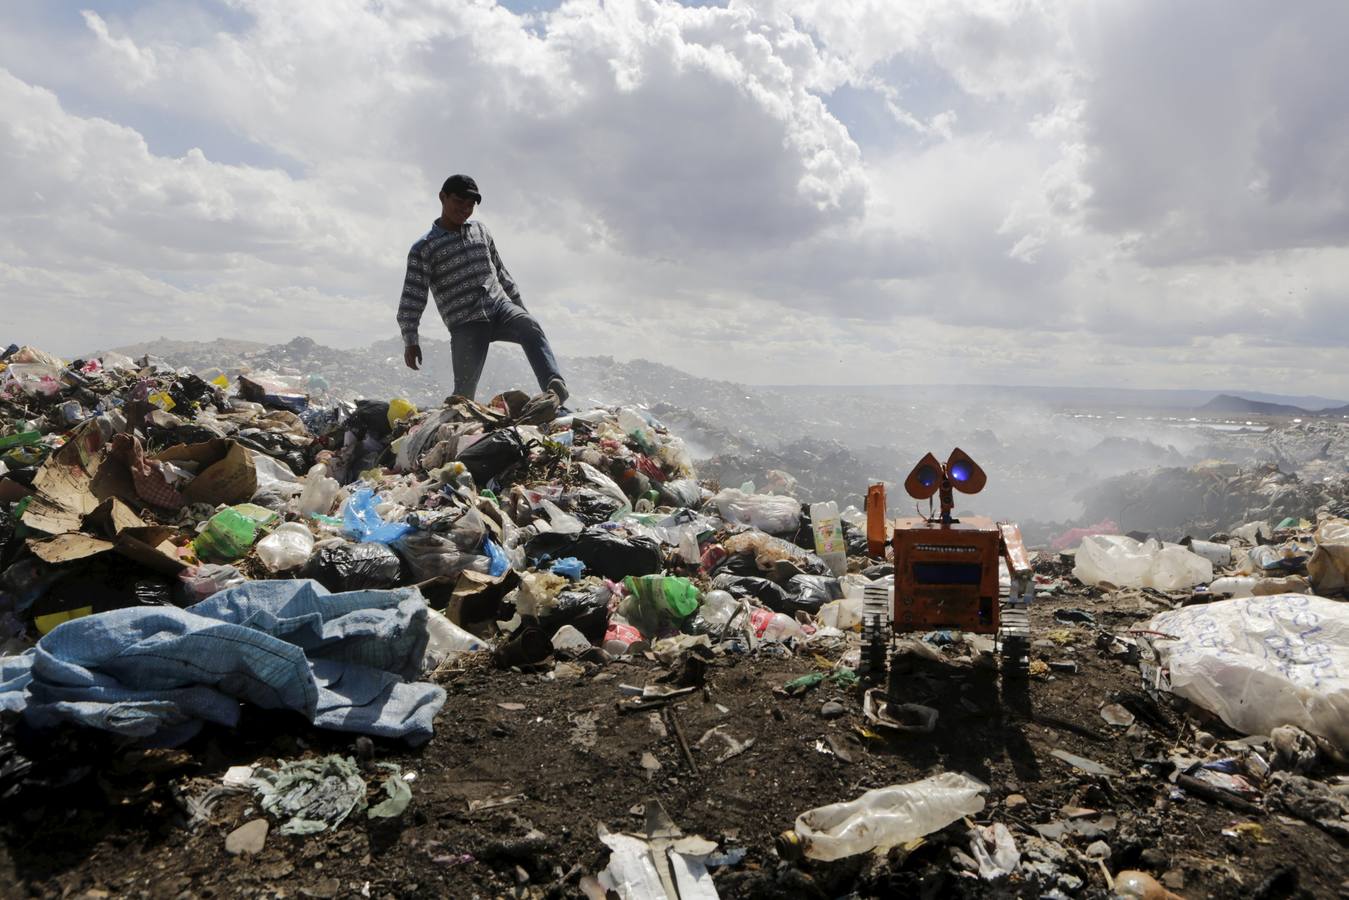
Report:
487,233,525,308
397,245,428,369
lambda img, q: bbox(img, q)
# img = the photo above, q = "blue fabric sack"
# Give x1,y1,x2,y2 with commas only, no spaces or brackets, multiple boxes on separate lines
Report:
0,580,444,746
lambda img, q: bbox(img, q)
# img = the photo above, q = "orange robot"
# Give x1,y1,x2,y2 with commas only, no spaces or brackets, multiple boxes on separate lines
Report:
862,448,1033,676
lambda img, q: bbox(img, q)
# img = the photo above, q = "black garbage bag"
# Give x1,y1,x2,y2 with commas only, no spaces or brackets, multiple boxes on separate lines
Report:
168,373,216,410
843,520,869,556
525,528,662,581
709,574,793,613
539,584,612,643
0,467,35,488
144,421,227,449
785,574,842,616
0,506,14,568
303,542,403,591
456,428,528,487
392,531,489,582
348,399,393,440
709,551,762,579
132,579,175,607
784,503,815,548
560,489,626,525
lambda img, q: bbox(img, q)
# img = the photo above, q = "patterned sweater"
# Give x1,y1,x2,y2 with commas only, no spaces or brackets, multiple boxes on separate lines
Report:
396,219,523,346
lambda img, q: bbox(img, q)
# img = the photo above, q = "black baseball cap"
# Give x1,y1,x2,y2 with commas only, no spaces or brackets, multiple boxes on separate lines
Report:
441,174,482,203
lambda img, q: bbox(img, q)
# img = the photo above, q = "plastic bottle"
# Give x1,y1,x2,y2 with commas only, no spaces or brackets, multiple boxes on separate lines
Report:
603,620,644,654
255,522,316,572
193,508,261,562
699,590,739,632
1184,538,1233,566
750,607,803,641
1245,544,1288,572
810,501,848,576
789,772,989,861
297,464,340,517
1208,576,1257,597
423,608,488,668
616,407,656,454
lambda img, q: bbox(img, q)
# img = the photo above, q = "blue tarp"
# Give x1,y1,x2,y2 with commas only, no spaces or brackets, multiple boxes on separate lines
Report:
0,580,445,746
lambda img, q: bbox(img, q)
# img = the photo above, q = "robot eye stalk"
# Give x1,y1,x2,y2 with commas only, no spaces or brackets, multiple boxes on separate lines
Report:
903,449,986,505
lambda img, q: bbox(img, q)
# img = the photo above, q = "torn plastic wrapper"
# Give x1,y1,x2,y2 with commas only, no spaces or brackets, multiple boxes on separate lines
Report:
863,689,938,734
597,800,721,900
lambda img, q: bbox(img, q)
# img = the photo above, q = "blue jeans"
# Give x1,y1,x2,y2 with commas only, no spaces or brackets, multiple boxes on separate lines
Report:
450,300,563,400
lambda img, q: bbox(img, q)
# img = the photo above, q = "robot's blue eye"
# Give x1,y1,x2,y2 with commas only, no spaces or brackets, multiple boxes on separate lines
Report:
917,465,938,487
949,462,972,482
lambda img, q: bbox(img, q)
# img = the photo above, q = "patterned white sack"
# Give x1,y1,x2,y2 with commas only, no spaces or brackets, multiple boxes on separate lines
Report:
1145,594,1349,751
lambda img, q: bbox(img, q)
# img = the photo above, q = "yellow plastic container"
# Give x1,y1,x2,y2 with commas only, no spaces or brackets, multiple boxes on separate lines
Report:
387,397,417,427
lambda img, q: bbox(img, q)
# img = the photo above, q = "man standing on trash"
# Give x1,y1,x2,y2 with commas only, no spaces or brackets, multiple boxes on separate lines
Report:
397,174,568,404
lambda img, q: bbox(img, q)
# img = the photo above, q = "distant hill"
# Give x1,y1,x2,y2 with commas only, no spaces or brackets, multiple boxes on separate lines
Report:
1198,393,1309,416
770,383,1348,412
96,337,270,360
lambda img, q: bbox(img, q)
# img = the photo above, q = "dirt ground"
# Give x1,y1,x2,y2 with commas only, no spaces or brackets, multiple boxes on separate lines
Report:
1,560,1346,899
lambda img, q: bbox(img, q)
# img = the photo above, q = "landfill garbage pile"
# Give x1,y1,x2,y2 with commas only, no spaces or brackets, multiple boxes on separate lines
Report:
100,336,818,450
4,342,1349,898
697,436,887,506
1076,460,1349,540
1192,418,1349,477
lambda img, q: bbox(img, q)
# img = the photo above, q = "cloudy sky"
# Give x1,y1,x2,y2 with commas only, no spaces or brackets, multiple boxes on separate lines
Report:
2,0,1346,394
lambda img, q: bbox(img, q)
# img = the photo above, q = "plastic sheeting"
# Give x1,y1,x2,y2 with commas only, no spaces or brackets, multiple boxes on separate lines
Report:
1073,534,1212,591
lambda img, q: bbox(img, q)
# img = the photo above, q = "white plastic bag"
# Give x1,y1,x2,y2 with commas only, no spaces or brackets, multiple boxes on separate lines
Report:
249,452,303,503
712,488,800,534
1309,517,1349,594
969,822,1020,880
793,772,988,861
255,522,316,572
1144,595,1349,751
819,594,862,630
1073,535,1212,590
423,608,488,670
539,499,584,536
255,523,313,569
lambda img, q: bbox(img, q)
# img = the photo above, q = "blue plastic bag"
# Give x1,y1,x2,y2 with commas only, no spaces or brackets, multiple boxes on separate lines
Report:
550,557,586,580
343,488,413,544
483,537,510,577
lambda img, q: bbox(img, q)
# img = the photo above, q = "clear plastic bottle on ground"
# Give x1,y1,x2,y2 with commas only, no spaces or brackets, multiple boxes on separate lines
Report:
789,772,988,860
699,590,739,632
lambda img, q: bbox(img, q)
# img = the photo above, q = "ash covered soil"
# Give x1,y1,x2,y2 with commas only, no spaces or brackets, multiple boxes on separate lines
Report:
1,564,1343,900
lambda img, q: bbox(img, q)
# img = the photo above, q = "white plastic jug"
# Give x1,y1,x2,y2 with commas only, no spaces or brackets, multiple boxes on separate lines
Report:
810,501,848,576
1208,576,1257,598
297,464,340,517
